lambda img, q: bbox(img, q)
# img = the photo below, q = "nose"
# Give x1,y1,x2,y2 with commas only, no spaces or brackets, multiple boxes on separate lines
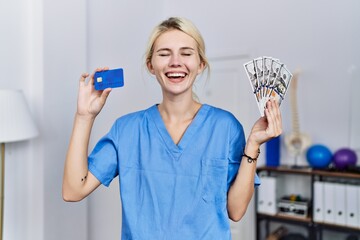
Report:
169,53,182,67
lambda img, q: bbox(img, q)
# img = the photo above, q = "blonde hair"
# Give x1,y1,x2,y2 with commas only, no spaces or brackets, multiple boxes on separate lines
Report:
145,17,210,75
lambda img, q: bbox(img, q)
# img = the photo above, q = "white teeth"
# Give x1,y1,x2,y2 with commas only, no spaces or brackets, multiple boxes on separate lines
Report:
166,73,186,78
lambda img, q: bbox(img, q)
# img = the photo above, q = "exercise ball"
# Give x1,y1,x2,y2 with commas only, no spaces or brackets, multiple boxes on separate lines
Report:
306,144,332,168
333,148,358,170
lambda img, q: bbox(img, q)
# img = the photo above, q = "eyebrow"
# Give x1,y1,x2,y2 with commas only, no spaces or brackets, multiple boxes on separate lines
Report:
156,47,195,52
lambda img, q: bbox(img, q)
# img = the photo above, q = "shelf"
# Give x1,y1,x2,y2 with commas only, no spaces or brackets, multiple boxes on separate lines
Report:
312,169,360,179
257,213,312,224
256,165,360,240
257,165,360,179
315,222,360,233
257,166,312,176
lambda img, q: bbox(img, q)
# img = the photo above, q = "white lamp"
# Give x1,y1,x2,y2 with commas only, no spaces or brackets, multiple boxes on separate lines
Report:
0,89,39,240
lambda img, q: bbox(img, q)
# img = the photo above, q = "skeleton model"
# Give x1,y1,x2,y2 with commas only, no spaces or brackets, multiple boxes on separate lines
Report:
284,70,311,166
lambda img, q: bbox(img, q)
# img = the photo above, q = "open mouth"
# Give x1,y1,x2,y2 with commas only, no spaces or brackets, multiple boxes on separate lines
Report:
165,72,187,79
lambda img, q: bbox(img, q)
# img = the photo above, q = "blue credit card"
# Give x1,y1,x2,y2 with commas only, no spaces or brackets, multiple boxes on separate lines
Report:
94,68,124,90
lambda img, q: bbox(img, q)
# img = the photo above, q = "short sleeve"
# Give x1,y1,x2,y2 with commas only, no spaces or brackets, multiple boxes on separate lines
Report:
227,119,260,189
88,126,119,187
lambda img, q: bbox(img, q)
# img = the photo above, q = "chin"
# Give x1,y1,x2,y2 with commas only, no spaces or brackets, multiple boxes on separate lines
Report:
165,80,193,93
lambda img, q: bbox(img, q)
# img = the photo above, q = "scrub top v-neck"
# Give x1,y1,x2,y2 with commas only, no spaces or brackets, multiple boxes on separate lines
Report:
88,104,260,240
148,104,207,160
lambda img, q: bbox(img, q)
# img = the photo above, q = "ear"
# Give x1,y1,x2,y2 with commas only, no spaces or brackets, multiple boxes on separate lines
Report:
197,61,206,75
147,61,155,75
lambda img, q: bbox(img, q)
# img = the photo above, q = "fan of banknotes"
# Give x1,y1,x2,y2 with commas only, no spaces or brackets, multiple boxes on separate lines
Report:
244,56,293,116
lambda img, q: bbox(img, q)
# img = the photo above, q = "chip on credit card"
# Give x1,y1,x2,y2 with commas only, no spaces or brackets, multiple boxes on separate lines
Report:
94,68,124,90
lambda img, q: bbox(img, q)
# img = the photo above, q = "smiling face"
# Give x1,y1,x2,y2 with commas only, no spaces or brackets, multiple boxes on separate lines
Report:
147,29,205,98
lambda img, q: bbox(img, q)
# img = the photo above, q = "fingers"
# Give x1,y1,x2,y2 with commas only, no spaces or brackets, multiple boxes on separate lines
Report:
100,88,112,102
265,99,282,137
79,67,109,87
89,67,109,86
79,73,89,86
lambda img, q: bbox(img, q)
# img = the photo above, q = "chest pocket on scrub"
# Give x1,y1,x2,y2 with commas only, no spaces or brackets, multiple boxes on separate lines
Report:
201,158,228,203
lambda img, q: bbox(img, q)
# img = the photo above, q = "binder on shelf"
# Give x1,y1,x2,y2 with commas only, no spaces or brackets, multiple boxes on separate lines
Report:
334,183,346,226
257,176,277,215
358,185,360,228
323,182,336,224
313,181,324,223
345,184,359,228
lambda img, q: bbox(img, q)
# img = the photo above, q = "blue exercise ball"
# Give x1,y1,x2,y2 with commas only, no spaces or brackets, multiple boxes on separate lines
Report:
306,144,332,168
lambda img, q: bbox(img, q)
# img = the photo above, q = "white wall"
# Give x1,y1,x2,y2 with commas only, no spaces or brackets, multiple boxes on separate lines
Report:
0,0,44,239
42,1,89,239
0,0,359,239
1,0,89,239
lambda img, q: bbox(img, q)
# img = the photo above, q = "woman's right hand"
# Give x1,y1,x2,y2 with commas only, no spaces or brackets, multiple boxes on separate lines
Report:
77,67,112,119
63,67,109,202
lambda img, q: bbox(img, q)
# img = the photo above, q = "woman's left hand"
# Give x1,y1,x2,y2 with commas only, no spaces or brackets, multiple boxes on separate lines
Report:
247,99,283,147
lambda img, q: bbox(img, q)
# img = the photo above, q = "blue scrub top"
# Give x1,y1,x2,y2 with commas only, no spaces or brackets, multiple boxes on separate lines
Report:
88,104,260,240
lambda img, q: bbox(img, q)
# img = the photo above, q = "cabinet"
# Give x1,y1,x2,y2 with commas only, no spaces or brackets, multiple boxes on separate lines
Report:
256,166,360,240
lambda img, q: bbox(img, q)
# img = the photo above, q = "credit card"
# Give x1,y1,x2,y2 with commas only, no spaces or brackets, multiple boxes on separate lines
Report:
94,68,124,90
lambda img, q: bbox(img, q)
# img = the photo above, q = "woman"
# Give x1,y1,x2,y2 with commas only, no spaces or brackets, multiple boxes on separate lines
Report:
62,17,282,239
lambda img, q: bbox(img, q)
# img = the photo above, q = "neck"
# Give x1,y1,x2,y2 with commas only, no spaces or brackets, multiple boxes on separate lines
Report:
158,97,201,123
